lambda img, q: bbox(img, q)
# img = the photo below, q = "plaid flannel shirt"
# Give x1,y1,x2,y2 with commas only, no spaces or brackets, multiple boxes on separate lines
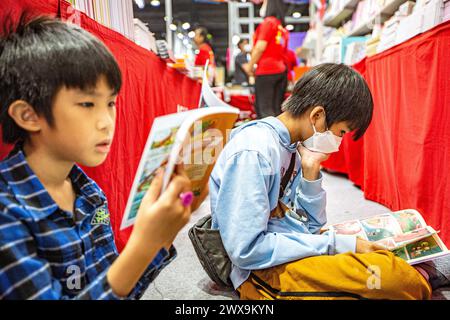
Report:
0,146,176,300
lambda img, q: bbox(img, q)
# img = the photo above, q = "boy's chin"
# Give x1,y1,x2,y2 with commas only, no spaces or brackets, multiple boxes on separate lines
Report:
78,154,108,167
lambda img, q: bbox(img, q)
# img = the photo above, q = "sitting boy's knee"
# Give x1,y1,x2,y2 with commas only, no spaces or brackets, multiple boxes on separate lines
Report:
364,253,431,299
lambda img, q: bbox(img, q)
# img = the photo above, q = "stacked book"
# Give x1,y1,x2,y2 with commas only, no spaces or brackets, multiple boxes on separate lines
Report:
366,35,380,57
351,0,387,31
133,18,157,53
421,0,445,32
67,0,135,40
378,15,404,52
343,41,367,64
377,1,417,52
445,0,450,21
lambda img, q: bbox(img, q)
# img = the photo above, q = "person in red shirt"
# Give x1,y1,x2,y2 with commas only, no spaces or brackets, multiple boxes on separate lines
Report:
284,48,299,84
193,26,215,84
194,26,215,68
243,0,288,118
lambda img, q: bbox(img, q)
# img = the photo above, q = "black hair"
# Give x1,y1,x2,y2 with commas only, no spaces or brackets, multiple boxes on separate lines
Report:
265,0,286,26
282,63,374,140
195,26,209,45
0,13,122,144
237,38,248,48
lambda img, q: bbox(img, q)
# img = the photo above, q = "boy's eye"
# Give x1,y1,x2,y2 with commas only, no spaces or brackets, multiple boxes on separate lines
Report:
77,102,94,108
108,101,116,108
340,130,346,137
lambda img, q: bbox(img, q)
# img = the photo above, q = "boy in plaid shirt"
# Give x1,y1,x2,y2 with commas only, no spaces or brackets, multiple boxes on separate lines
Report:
0,14,198,299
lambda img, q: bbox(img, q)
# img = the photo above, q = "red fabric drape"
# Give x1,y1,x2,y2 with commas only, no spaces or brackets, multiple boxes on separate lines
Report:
322,21,450,245
0,0,201,251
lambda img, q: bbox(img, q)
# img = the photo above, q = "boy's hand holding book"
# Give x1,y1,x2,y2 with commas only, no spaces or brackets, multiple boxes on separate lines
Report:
356,238,387,253
108,165,197,297
129,165,193,251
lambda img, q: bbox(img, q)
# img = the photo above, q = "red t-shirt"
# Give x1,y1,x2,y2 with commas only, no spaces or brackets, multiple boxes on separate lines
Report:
253,17,289,76
284,49,298,81
195,43,215,67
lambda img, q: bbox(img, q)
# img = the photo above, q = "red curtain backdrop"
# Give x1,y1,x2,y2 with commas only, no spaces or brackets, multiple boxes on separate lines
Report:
0,0,201,251
323,21,450,246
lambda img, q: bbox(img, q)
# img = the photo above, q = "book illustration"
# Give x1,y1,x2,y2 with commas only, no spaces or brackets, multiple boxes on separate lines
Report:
405,236,443,260
392,210,426,233
330,209,449,264
331,220,368,240
150,128,178,149
392,247,409,260
360,214,402,242
127,154,170,221
392,227,434,245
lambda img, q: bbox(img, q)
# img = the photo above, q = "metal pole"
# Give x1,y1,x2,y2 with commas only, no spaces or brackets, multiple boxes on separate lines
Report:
165,0,173,50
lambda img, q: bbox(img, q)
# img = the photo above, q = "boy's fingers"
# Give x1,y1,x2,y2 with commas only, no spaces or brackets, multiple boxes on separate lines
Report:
174,164,188,179
162,175,191,202
373,243,387,251
141,170,164,206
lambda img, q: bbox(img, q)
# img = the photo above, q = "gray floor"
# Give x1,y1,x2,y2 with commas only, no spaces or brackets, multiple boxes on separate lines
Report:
141,170,450,300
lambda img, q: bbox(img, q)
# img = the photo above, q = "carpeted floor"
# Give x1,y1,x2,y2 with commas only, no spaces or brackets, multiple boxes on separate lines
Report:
141,170,450,300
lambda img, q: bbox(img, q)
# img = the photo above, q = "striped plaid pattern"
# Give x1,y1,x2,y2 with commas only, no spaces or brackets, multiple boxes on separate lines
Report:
0,146,176,300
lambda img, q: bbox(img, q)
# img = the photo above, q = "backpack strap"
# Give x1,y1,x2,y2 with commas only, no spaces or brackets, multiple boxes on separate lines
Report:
279,153,296,198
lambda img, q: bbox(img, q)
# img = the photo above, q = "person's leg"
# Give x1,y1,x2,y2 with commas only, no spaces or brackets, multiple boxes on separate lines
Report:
254,74,277,118
238,250,432,300
270,71,288,117
416,255,450,290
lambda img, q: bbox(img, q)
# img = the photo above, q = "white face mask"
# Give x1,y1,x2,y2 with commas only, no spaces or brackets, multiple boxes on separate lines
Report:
243,44,252,52
302,123,343,154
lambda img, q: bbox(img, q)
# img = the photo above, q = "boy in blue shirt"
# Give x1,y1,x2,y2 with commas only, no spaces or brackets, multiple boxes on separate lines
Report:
210,63,450,299
0,15,198,299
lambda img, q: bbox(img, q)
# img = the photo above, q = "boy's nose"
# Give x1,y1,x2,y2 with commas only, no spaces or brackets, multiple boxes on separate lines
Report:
97,112,115,131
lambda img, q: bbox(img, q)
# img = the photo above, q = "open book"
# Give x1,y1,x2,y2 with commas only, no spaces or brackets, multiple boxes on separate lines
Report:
329,209,449,265
120,70,239,230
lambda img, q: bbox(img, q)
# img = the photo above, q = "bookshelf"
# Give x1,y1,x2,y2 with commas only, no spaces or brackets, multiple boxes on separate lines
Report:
346,0,409,36
323,0,360,28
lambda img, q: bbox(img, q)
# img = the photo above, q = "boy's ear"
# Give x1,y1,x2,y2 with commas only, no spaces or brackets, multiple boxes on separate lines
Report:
309,106,325,122
8,100,42,133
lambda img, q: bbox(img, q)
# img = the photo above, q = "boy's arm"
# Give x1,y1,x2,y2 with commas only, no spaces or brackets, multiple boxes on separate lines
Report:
296,145,356,252
0,211,124,300
212,151,356,271
127,245,177,299
294,170,328,234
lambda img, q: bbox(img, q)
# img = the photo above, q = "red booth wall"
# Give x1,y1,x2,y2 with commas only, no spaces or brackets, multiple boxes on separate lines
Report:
323,22,450,246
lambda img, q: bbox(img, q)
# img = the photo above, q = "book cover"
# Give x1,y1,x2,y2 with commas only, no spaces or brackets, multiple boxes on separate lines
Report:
120,106,239,230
